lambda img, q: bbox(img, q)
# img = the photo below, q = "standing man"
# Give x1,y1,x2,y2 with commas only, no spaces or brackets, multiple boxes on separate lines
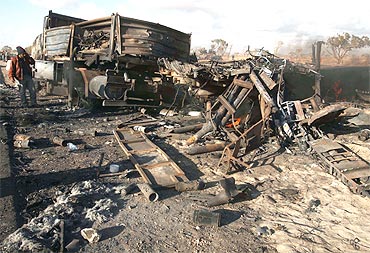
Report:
8,46,37,107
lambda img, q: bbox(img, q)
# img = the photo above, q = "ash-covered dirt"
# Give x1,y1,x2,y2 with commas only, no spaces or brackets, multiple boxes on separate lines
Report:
1,61,370,253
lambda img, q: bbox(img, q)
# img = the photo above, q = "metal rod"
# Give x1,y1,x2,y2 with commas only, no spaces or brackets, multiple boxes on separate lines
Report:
172,123,203,133
52,136,67,147
96,153,105,178
187,142,227,155
59,219,65,253
68,48,77,108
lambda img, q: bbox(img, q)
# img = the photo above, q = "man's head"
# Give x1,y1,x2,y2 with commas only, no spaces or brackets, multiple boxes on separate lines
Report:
16,46,27,58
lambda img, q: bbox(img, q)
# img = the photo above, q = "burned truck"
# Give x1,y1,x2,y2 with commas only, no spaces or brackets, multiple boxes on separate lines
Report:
32,11,191,107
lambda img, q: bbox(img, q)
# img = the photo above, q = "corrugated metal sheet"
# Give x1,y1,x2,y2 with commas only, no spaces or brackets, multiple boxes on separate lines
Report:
44,26,71,56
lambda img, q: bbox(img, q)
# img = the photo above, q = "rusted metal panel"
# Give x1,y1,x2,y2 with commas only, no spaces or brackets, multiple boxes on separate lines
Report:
307,104,347,126
259,71,277,90
45,10,85,29
76,16,112,28
44,26,72,56
76,14,191,60
74,14,191,62
249,71,276,110
114,128,189,188
117,16,190,62
309,138,370,196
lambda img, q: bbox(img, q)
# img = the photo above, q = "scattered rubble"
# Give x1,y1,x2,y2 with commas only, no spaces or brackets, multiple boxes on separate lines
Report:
1,11,370,253
0,180,117,252
358,129,370,141
81,228,101,244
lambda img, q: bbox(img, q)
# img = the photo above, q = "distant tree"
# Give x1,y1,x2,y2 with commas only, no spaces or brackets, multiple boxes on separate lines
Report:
193,39,230,61
209,39,228,60
1,45,12,53
192,47,208,60
326,33,370,64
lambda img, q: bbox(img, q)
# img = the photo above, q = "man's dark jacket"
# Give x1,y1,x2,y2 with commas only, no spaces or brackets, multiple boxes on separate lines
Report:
8,54,35,82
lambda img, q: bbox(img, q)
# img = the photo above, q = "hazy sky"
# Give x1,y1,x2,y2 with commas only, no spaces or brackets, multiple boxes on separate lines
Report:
0,0,369,53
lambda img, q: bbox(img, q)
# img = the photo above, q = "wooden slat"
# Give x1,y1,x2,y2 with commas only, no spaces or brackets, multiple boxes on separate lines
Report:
218,95,236,114
330,157,357,163
142,161,172,169
343,167,370,179
293,101,305,121
250,71,276,108
121,138,145,144
259,71,277,90
233,79,253,89
128,148,157,155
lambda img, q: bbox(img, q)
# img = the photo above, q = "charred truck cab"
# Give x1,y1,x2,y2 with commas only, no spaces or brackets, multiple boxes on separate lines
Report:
32,11,191,107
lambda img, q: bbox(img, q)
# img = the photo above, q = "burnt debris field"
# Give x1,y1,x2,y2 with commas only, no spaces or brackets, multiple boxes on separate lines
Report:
1,11,370,253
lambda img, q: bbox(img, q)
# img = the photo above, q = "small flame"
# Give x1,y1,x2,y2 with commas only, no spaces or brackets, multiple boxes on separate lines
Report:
226,118,241,128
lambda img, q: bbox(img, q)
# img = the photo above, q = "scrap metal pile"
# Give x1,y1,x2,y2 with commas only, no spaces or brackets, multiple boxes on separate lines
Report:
77,30,110,51
156,51,370,197
157,50,316,99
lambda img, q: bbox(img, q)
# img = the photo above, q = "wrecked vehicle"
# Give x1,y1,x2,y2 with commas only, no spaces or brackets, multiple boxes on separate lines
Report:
161,50,370,197
32,11,191,107
32,12,326,109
